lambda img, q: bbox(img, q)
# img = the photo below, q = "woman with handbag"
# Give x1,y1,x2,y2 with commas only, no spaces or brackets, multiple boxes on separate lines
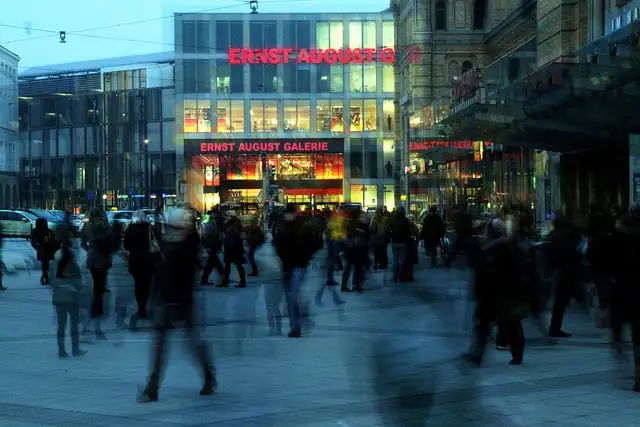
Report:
124,210,159,330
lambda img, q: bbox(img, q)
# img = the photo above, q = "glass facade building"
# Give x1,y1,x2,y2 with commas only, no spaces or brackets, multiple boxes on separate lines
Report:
175,12,397,211
17,53,176,211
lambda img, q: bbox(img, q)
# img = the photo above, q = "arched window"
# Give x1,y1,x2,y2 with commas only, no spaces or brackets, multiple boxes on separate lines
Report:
462,60,474,74
448,61,460,80
453,1,467,29
435,0,447,30
473,0,486,30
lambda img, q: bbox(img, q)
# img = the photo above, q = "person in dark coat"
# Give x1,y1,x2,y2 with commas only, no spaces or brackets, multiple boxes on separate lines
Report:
245,215,266,276
218,213,246,288
200,211,223,285
0,222,6,291
389,207,411,282
54,211,73,278
31,218,58,285
421,205,445,267
124,210,157,330
342,207,370,292
138,205,216,403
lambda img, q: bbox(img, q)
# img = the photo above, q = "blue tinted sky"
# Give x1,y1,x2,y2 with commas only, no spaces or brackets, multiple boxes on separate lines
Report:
0,0,389,71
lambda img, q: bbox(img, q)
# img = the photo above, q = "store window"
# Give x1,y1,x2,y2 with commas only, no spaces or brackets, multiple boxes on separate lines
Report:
349,100,377,132
350,185,378,208
316,99,344,132
283,21,310,49
384,184,394,209
364,138,379,178
284,100,311,132
383,64,394,92
317,64,343,93
350,138,363,178
183,59,211,93
349,22,362,48
184,100,211,133
382,21,394,48
364,100,377,131
363,63,376,92
216,60,244,93
316,23,330,49
216,100,244,132
383,139,395,178
250,100,278,132
251,64,278,93
363,22,376,49
284,63,311,92
383,100,395,132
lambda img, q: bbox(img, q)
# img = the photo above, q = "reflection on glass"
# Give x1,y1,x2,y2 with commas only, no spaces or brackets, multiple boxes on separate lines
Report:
350,64,362,92
265,101,278,132
329,22,344,49
316,23,329,49
364,100,377,131
298,100,311,132
271,153,344,180
363,22,376,49
331,65,344,92
184,100,211,133
284,100,297,132
316,100,344,132
383,64,394,92
349,22,362,48
231,100,244,132
250,100,265,132
383,100,395,131
349,101,362,132
363,63,376,92
382,22,394,48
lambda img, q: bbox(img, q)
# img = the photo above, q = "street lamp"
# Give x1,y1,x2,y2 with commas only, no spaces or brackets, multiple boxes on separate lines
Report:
102,193,107,211
143,138,150,207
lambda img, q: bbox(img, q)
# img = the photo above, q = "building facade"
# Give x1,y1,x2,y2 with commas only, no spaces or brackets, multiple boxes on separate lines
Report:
17,52,176,212
0,44,20,208
174,11,397,212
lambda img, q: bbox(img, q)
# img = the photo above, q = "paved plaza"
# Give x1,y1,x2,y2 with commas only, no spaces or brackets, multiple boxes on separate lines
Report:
0,247,638,426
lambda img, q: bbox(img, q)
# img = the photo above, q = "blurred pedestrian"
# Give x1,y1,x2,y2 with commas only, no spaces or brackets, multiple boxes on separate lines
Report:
200,210,223,286
138,206,216,403
246,215,266,277
0,222,6,291
421,205,445,267
389,206,410,282
218,213,246,288
31,218,59,286
55,211,73,278
370,207,389,270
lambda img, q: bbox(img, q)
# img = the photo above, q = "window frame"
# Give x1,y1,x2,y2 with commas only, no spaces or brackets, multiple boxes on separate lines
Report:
435,0,447,31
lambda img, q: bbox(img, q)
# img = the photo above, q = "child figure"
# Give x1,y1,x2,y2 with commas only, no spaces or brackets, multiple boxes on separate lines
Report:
51,245,87,358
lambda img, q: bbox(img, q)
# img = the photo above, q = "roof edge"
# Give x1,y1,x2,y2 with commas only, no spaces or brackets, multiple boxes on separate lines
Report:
0,44,21,62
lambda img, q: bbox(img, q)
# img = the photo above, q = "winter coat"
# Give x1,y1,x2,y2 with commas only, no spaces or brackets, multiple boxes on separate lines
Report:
389,213,411,245
50,248,84,306
124,222,155,276
246,224,266,249
273,215,316,271
421,214,445,245
81,220,115,270
31,226,58,262
155,230,201,307
223,221,245,263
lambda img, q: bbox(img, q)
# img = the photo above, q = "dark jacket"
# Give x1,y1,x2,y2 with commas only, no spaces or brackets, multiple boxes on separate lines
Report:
389,212,411,244
345,217,370,264
201,220,220,250
274,215,316,271
31,220,58,262
156,230,200,306
124,222,155,276
421,213,445,245
246,224,266,248
81,220,115,270
50,249,84,305
223,220,245,263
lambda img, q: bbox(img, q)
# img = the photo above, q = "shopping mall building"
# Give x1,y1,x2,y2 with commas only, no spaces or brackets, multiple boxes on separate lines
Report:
174,11,397,212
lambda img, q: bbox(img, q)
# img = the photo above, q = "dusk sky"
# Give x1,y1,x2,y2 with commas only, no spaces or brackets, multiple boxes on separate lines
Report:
0,0,390,72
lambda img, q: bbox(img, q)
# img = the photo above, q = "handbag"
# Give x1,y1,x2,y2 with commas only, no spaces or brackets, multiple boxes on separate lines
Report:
149,227,160,254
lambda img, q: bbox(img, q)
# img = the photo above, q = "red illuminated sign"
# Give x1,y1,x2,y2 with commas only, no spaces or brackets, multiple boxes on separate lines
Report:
409,141,492,151
191,139,344,154
228,48,395,65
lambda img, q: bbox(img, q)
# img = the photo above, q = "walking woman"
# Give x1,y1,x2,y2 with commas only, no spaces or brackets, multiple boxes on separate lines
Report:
81,208,116,323
31,218,59,285
124,210,157,330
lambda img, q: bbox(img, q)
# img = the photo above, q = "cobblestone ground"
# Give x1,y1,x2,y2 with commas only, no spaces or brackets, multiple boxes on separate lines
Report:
0,246,638,426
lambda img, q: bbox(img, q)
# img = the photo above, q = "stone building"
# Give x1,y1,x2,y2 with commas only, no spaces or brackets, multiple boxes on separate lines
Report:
0,44,20,209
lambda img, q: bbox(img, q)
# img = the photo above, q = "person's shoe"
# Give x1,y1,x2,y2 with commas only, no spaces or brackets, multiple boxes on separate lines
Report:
72,348,87,357
354,287,364,293
199,375,217,396
40,276,47,286
201,281,214,286
235,283,247,288
216,283,229,288
0,285,7,291
509,358,523,365
137,386,159,403
288,328,301,338
314,294,324,307
95,331,107,341
495,344,511,351
248,271,259,277
341,286,353,293
336,299,347,307
55,274,66,279
549,329,571,338
58,349,69,359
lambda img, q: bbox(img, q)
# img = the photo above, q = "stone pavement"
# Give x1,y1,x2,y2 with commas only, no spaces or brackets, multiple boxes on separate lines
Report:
0,257,639,426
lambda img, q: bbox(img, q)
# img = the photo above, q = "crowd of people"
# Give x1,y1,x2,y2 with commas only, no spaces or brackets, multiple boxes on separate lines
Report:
2,198,639,404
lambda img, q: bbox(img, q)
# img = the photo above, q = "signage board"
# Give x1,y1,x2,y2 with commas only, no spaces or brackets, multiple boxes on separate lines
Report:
228,47,395,65
188,139,344,155
409,140,491,151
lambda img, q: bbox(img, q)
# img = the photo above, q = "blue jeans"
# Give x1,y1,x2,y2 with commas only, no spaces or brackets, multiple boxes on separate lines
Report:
325,240,344,286
391,243,407,280
283,268,307,331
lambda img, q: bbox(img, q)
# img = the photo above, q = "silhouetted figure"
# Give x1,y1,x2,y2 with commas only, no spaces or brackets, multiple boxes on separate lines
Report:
31,218,58,285
55,211,73,278
385,161,393,178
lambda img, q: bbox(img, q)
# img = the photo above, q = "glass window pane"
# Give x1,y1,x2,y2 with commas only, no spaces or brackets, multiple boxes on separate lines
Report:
216,61,230,93
316,23,329,50
216,21,229,51
350,64,362,93
250,22,263,48
250,101,265,132
229,21,243,47
382,22,394,48
383,64,394,92
284,100,297,132
349,100,363,132
197,21,210,54
331,100,344,132
184,100,197,133
216,100,230,132
364,139,378,179
265,101,278,132
363,22,376,49
383,139,394,178
284,62,296,92
316,100,330,131
298,100,310,132
197,100,211,132
383,100,395,132
264,64,278,92
183,60,197,93
231,100,244,132
350,139,363,178
251,65,264,92
197,60,211,92
317,63,330,92
230,64,244,93
283,21,295,47
297,64,310,92
349,22,362,49
264,22,277,46
183,21,196,53
363,63,376,92
330,65,343,92
364,100,377,131
297,21,310,49
350,185,363,205
384,184,394,209
329,22,343,49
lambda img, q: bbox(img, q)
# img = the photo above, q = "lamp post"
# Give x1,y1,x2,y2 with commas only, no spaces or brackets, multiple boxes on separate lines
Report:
144,138,150,208
102,193,107,211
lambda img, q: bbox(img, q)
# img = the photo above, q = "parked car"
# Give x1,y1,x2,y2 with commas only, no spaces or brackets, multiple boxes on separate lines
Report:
106,210,134,233
15,209,66,231
0,210,38,239
48,210,83,232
